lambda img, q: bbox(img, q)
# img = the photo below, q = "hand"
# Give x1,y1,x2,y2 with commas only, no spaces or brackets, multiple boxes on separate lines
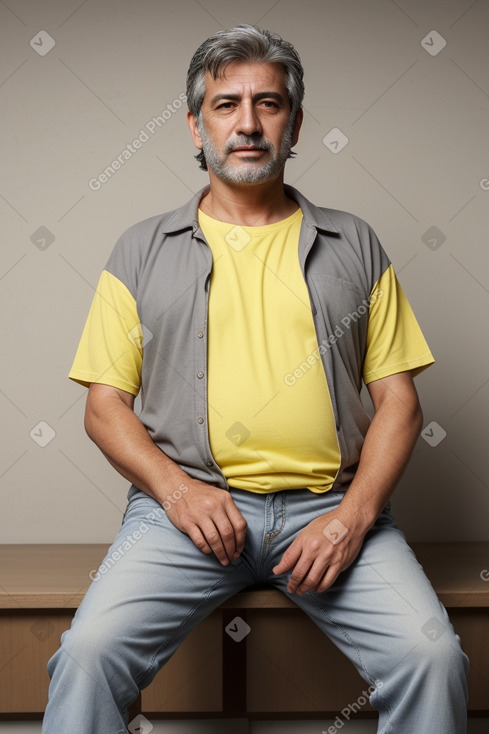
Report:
272,509,368,595
163,480,247,566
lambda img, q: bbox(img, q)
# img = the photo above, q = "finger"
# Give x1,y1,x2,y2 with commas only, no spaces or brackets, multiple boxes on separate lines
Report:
315,563,342,594
273,543,302,576
225,502,248,556
212,513,240,561
295,557,332,595
198,519,231,565
286,557,316,594
186,525,212,556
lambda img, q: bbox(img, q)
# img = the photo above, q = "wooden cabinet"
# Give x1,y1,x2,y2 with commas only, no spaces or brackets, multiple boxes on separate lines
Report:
0,543,488,718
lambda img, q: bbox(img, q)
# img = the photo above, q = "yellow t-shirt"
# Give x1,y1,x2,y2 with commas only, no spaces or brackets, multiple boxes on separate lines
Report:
199,207,341,493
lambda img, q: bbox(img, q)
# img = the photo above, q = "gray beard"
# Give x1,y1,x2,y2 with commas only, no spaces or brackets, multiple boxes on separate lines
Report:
197,117,294,184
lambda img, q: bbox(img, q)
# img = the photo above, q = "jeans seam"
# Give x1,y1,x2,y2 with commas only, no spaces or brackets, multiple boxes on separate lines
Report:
135,560,247,690
267,492,286,540
260,493,286,573
305,591,393,723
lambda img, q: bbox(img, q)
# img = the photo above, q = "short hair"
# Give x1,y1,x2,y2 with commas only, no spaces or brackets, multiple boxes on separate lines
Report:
186,24,305,169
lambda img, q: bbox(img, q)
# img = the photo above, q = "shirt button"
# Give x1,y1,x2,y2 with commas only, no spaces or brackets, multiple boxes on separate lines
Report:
197,331,204,338
206,460,213,467
197,371,204,379
198,417,204,424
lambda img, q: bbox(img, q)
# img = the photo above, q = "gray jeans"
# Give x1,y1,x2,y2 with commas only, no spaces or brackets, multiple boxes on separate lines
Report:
42,487,469,733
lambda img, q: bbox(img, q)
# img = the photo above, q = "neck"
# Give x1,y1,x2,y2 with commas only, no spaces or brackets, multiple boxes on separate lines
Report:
199,171,298,226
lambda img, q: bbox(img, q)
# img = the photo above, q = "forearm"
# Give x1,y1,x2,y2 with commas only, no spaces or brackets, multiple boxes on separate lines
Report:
338,377,423,531
84,383,246,565
84,387,190,503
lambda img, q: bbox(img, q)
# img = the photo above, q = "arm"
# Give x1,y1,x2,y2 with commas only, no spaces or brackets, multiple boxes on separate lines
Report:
273,370,423,594
84,383,247,565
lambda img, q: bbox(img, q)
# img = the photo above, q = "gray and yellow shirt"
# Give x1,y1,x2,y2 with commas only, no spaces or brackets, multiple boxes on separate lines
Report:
69,185,434,492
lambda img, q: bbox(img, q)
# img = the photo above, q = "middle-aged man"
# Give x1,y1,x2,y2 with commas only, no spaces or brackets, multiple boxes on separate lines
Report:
42,24,469,734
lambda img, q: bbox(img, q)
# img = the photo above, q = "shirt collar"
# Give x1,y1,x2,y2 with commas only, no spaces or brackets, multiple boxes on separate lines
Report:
159,184,339,235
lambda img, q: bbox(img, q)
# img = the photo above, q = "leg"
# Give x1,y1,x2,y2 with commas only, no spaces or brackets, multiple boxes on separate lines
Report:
41,489,255,734
263,490,469,734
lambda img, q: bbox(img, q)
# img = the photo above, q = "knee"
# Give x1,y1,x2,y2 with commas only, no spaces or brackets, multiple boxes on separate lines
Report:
409,622,469,685
48,616,125,682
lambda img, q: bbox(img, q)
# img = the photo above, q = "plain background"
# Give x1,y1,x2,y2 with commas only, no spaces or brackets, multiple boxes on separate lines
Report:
1,0,488,731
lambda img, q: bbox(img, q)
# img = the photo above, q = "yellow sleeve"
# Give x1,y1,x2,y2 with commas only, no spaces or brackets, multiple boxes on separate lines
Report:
363,264,435,384
68,270,143,395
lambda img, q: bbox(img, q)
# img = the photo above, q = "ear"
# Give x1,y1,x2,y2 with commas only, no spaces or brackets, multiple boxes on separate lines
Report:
291,107,304,148
187,111,203,150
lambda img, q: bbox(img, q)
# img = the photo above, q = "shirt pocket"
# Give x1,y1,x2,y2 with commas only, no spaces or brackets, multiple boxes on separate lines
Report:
308,274,369,385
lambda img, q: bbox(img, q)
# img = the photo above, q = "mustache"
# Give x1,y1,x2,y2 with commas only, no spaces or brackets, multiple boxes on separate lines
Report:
225,137,272,154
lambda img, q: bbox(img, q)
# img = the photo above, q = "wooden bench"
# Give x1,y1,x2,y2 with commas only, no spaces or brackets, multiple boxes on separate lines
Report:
0,543,488,719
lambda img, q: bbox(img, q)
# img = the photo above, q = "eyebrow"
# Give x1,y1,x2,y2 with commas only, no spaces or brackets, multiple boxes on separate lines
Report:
209,91,286,106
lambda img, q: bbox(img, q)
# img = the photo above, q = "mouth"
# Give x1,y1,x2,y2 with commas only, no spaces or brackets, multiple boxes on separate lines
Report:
232,146,264,152
230,146,268,159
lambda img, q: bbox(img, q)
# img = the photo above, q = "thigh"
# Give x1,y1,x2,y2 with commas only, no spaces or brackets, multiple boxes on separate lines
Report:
271,508,462,686
65,489,254,688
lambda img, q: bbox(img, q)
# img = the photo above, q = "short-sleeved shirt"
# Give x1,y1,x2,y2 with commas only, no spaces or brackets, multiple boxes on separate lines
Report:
69,185,434,492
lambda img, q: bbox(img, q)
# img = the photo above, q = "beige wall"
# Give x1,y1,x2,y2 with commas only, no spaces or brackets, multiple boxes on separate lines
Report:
1,0,488,544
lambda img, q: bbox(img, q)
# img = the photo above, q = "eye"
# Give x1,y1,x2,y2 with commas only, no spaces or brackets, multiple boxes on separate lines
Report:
260,100,281,111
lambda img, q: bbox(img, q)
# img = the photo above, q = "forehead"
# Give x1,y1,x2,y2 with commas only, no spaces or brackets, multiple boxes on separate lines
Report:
203,61,287,98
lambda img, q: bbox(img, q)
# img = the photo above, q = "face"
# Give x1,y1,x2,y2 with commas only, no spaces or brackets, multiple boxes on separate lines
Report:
187,61,303,185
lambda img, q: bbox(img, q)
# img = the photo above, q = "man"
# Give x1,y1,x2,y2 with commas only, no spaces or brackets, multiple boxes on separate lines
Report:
42,24,468,733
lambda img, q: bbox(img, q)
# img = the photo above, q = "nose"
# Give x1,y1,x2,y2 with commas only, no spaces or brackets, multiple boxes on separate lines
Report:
235,102,262,138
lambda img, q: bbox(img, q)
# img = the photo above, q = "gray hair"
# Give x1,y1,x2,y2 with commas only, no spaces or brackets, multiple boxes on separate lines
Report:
186,24,305,169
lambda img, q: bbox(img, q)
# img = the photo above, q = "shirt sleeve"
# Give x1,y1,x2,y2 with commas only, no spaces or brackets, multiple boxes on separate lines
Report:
68,269,143,395
362,264,435,384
